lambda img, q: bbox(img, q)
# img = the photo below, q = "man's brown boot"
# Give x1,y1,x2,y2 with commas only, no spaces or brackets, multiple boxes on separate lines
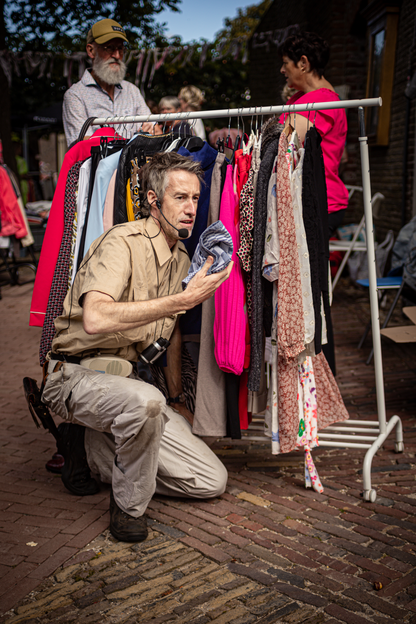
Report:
109,491,148,542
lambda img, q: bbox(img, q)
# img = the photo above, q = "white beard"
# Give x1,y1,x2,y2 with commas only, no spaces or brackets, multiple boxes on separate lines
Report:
92,56,127,85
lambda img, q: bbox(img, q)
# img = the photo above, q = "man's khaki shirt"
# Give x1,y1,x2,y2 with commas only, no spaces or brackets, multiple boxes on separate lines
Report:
52,218,190,361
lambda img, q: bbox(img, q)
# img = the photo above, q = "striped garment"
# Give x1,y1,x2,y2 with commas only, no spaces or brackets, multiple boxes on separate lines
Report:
182,221,233,289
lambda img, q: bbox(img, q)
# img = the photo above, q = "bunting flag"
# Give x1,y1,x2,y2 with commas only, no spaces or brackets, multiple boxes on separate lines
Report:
46,56,54,79
215,40,227,61
147,45,172,88
230,39,242,61
140,49,152,94
242,43,249,65
0,51,12,87
199,42,209,69
181,44,196,68
146,48,159,88
134,50,146,87
170,46,187,65
155,46,172,71
0,25,300,88
24,52,44,75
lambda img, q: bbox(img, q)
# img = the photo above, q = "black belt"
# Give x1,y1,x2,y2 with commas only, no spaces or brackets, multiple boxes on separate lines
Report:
50,352,82,365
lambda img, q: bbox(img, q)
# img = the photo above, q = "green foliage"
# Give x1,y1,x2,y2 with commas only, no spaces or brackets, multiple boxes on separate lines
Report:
144,47,251,121
5,0,181,50
138,1,273,123
214,0,272,52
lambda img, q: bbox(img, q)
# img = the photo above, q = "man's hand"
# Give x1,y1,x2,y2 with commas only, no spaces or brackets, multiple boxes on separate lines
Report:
141,122,162,135
183,257,233,309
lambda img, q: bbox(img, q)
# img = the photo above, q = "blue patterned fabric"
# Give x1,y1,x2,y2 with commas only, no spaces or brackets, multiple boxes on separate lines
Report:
182,221,233,289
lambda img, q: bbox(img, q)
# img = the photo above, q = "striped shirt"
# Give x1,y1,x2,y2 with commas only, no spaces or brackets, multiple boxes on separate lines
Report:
63,69,150,146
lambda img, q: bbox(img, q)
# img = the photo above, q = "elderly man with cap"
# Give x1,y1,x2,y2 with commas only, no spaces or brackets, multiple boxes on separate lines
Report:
63,18,156,146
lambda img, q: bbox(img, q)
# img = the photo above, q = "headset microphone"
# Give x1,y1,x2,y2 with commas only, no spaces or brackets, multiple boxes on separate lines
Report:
156,199,189,239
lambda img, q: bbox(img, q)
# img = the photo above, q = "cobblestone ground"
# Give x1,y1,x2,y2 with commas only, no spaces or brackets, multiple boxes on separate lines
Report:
0,279,415,624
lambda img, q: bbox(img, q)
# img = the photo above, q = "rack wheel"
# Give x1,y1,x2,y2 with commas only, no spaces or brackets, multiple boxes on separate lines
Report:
363,489,377,503
394,442,404,453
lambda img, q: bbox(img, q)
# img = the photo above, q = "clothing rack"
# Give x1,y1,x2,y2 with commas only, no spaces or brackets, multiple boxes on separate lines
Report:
87,98,403,502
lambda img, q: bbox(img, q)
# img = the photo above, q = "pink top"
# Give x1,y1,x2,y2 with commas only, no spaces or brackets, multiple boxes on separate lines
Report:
214,165,246,375
29,127,116,327
280,88,348,213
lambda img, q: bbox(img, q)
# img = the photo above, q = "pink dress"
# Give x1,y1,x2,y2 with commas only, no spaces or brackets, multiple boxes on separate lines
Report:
214,165,246,375
280,88,348,214
29,127,116,327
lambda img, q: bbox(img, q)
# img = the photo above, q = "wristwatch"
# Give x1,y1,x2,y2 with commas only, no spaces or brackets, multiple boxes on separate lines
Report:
168,393,186,405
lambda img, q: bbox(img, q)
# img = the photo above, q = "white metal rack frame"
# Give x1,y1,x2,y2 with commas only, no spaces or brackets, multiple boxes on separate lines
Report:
88,98,403,503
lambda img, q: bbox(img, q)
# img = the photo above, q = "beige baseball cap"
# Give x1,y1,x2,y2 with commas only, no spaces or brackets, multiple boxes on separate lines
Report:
87,19,128,45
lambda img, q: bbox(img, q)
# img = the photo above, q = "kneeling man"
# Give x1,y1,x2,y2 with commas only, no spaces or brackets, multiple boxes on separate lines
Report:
42,152,232,542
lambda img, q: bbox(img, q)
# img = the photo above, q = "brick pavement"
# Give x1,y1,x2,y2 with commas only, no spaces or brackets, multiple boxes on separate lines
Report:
0,279,415,623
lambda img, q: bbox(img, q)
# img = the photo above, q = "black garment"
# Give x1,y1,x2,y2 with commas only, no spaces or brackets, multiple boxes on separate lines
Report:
263,279,273,337
248,120,282,392
302,127,336,375
148,344,197,415
225,373,241,439
171,121,193,137
113,133,177,225
328,208,346,238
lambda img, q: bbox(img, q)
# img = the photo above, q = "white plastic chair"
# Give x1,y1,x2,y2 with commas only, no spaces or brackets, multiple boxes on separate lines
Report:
330,191,385,289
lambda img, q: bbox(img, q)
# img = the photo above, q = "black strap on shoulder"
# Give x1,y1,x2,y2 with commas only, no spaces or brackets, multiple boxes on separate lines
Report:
77,117,97,143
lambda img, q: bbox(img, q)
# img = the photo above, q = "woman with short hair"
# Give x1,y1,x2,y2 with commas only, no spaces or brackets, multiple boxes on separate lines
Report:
158,96,192,137
279,31,348,236
178,86,206,141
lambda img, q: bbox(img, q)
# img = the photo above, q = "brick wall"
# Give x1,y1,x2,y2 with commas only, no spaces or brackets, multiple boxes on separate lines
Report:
368,0,416,239
249,0,416,241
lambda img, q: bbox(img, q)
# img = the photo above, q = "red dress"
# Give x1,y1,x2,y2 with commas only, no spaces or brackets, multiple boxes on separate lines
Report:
29,127,115,327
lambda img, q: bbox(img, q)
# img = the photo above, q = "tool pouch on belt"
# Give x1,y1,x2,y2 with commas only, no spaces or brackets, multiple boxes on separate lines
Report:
23,376,61,444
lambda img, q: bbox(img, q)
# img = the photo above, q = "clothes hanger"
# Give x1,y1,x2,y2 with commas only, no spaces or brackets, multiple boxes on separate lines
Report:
229,115,242,165
225,113,234,150
98,129,127,159
236,113,242,148
240,113,247,154
181,118,204,152
242,115,252,155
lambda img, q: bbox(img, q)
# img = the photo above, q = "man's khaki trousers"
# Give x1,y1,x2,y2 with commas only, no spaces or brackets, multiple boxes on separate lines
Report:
42,362,227,517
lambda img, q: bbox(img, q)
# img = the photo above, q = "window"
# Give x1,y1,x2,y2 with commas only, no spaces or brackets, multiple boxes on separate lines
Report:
364,5,399,145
